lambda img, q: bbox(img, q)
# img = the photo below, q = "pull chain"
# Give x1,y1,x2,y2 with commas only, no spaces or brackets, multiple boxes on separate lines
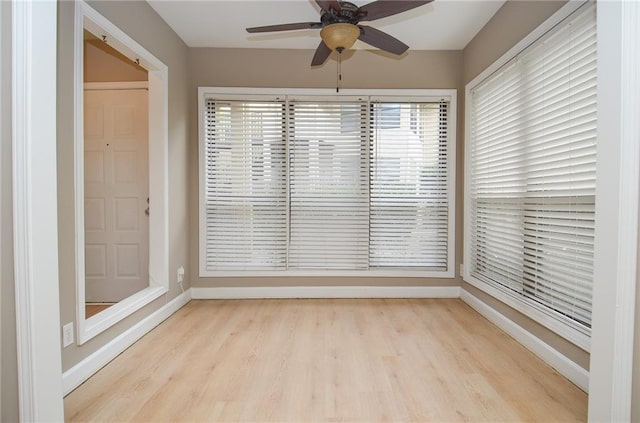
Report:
336,47,344,93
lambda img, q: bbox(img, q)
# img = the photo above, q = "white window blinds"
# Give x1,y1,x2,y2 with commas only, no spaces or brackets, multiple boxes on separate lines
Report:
466,2,597,337
288,101,370,269
200,91,455,276
202,100,287,270
370,102,450,269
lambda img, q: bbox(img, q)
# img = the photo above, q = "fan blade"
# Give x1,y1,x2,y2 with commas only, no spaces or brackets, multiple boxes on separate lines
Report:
315,0,342,12
311,41,332,66
358,25,409,55
246,22,321,33
358,0,432,21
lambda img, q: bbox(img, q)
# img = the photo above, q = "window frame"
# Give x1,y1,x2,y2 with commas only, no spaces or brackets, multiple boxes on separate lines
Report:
463,1,595,352
198,87,457,278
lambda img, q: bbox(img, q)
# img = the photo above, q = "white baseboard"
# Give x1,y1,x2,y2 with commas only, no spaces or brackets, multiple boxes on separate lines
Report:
191,286,461,299
62,289,192,396
460,288,590,392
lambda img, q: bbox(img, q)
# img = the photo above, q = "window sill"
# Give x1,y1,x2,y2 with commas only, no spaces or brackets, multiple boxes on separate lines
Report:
199,268,455,278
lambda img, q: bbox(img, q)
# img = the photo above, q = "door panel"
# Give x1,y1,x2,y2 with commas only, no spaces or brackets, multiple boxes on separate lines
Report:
84,151,105,183
84,89,149,303
113,151,138,183
85,244,107,278
115,244,140,277
84,198,105,230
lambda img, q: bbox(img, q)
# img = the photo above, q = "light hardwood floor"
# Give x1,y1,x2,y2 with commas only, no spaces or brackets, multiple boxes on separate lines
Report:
85,303,114,318
65,299,587,422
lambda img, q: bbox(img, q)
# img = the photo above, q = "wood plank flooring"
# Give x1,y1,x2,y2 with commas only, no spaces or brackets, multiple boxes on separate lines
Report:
85,303,114,318
65,299,587,422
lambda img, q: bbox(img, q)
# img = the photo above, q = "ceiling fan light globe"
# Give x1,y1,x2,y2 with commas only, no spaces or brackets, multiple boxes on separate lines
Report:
320,23,360,51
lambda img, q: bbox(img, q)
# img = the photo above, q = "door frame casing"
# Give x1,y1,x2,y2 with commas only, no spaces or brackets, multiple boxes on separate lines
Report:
12,0,64,420
588,0,640,420
74,1,169,344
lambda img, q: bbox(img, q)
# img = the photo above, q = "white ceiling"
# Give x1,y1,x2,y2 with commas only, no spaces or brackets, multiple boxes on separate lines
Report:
147,0,505,51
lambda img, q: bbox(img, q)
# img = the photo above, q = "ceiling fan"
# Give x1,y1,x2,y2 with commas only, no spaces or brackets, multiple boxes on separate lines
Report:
246,0,433,66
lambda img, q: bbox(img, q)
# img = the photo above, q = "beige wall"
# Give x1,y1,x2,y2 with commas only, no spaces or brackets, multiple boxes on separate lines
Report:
189,48,465,288
57,0,190,372
0,1,19,420
84,34,147,83
460,0,590,372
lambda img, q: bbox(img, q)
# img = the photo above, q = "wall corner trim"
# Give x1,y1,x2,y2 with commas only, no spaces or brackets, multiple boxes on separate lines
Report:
191,286,461,300
62,289,192,396
460,288,589,392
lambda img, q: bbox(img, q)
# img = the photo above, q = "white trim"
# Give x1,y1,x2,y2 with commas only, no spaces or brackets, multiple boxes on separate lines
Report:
84,81,148,91
462,1,594,352
191,286,460,300
81,3,164,72
460,289,589,393
83,286,166,341
197,270,455,278
199,87,456,100
197,87,206,277
198,87,457,279
73,0,88,346
463,277,590,351
74,2,170,345
62,289,192,396
588,0,640,420
446,92,457,281
12,0,64,420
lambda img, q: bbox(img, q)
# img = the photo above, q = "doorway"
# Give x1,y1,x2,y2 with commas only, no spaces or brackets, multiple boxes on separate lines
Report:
75,2,169,345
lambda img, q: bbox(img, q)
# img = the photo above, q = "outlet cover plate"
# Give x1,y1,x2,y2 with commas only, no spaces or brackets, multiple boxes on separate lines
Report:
177,266,185,283
62,322,74,348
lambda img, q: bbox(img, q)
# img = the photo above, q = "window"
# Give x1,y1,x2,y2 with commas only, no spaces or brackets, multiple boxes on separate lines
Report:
370,102,450,268
201,100,287,270
199,90,456,277
289,101,369,270
465,2,596,347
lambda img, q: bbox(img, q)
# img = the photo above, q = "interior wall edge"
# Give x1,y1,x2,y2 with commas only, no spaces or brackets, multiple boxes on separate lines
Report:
0,0,19,420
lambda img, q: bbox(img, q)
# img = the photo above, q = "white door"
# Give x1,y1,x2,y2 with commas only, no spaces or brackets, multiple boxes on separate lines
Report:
84,89,149,302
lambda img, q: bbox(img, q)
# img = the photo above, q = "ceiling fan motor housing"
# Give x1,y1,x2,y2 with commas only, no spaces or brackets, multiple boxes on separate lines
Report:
320,2,362,25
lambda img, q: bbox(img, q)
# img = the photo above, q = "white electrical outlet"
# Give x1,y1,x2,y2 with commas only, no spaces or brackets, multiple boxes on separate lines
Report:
62,322,74,348
177,266,185,284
